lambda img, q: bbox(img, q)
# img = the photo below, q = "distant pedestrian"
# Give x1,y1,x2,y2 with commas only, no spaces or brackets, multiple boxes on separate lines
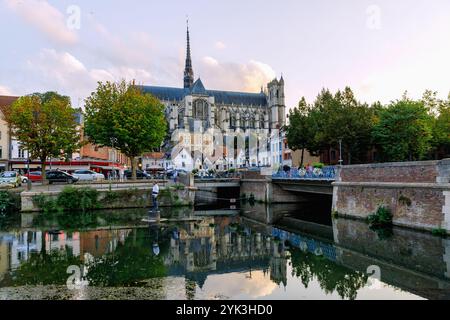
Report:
173,170,178,183
119,168,124,182
151,182,160,213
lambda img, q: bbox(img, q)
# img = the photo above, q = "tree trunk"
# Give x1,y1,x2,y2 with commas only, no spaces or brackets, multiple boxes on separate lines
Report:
300,148,305,168
131,156,138,180
41,230,47,258
41,158,47,184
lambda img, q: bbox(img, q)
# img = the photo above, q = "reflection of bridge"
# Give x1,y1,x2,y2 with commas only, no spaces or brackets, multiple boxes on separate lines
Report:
263,216,450,300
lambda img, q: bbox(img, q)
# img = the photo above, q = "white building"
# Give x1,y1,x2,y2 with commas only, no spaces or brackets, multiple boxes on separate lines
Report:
141,24,286,172
141,152,172,171
171,147,194,171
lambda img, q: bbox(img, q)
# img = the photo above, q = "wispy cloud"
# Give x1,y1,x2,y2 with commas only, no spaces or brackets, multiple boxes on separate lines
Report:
0,85,13,95
85,16,156,68
26,49,155,105
199,57,276,93
4,0,78,45
215,41,226,50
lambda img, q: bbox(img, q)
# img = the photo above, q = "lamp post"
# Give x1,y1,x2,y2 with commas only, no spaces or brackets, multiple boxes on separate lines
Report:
110,137,118,179
338,139,343,166
26,153,32,191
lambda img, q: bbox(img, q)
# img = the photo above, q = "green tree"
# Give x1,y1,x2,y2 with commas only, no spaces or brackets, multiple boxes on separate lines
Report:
372,98,433,161
1,92,81,180
423,91,450,158
333,88,375,164
433,98,450,156
307,87,375,164
285,97,315,167
84,80,167,180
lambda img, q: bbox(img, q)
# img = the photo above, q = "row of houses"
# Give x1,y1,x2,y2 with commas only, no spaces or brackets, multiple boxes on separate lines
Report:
0,95,319,175
142,130,320,173
0,95,130,174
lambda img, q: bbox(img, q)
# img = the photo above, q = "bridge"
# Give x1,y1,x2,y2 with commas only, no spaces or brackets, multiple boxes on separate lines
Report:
270,166,336,196
193,178,241,206
194,178,241,188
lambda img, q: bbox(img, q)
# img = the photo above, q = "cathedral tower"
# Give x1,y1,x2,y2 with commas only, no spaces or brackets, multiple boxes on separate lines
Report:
267,76,286,129
183,20,194,89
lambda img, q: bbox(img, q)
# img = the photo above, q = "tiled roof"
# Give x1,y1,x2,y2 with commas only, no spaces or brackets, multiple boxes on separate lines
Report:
140,86,189,102
140,80,267,106
191,78,207,95
0,95,19,107
142,152,166,159
208,90,267,106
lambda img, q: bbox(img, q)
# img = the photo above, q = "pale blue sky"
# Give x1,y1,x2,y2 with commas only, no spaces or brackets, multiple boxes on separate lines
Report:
1,0,449,108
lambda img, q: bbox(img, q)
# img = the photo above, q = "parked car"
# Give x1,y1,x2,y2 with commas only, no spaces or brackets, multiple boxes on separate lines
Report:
24,171,43,182
46,170,79,184
0,171,22,187
124,169,151,180
72,169,105,181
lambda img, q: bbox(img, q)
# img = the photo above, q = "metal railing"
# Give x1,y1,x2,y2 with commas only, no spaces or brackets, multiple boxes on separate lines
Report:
272,166,337,181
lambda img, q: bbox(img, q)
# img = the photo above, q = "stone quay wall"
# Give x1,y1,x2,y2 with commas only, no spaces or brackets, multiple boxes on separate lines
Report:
21,185,195,212
332,159,450,232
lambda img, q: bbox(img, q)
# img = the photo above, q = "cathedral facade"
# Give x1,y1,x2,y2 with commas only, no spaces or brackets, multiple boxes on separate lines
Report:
142,25,287,170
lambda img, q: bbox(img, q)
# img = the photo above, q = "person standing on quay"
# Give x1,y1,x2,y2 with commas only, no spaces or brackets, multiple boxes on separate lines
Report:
119,168,124,182
151,181,160,213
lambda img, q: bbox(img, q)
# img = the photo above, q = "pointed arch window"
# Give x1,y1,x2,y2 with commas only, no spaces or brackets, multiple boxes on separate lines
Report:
193,99,208,120
230,114,236,128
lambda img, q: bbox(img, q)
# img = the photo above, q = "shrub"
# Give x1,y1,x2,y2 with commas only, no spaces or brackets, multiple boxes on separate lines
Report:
331,210,339,219
32,194,60,215
103,190,119,202
0,191,20,214
399,195,412,207
432,228,447,237
241,193,247,204
57,187,99,213
192,169,199,174
313,162,324,169
34,187,100,214
248,194,256,206
172,184,185,190
367,206,393,227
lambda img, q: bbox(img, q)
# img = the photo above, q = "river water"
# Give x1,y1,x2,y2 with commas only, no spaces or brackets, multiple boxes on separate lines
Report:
0,202,448,300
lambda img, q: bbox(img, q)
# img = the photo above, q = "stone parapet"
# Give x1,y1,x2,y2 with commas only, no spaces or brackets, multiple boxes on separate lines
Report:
333,159,450,233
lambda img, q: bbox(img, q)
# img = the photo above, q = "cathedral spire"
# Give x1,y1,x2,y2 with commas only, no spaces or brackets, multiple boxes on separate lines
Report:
184,17,194,89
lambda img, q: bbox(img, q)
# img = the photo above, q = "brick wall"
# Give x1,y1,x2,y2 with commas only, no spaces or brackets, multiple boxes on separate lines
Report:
333,159,450,233
339,161,439,183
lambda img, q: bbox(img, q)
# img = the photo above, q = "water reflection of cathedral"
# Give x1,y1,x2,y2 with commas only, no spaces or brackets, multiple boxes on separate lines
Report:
164,217,287,289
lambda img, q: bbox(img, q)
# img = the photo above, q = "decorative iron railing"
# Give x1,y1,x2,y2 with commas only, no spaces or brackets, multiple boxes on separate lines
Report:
272,166,337,181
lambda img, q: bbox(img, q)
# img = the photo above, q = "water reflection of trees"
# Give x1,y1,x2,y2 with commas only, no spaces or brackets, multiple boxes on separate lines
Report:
289,247,368,300
0,211,20,231
6,228,169,288
8,250,82,286
85,229,168,287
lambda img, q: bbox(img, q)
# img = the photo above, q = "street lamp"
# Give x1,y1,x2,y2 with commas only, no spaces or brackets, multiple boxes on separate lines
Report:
110,137,118,179
338,139,343,166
